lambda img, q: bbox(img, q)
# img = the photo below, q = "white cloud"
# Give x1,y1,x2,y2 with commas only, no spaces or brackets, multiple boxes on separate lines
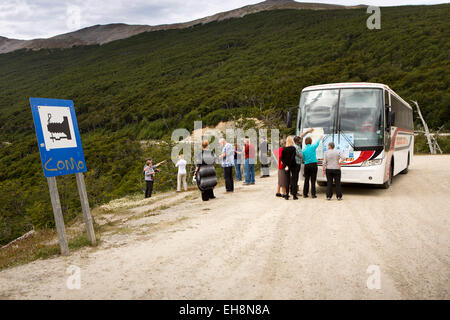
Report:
0,0,447,40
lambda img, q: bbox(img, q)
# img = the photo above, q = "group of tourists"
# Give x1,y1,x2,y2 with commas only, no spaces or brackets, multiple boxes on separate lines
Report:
194,138,265,201
143,154,190,198
276,129,344,201
144,130,344,201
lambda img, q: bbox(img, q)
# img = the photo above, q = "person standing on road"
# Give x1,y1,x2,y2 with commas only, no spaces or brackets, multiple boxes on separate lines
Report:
292,129,314,197
302,135,323,198
234,142,243,181
281,136,298,200
194,140,218,201
323,142,344,201
259,137,270,178
293,136,303,198
244,139,256,185
143,158,166,198
175,154,188,192
275,139,287,197
220,138,235,192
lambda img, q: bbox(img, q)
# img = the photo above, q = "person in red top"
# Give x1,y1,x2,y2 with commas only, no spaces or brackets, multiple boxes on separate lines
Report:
275,139,287,197
244,139,256,185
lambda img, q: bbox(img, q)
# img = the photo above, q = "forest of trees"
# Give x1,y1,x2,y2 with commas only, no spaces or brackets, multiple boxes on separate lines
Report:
0,4,449,245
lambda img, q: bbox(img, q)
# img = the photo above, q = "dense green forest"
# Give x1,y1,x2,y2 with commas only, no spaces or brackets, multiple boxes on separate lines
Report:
0,5,449,245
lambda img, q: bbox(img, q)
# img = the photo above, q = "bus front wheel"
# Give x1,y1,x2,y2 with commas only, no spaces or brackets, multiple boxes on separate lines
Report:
381,161,394,189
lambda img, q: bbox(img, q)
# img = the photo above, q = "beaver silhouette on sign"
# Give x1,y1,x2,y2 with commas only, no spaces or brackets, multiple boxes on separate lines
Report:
47,113,71,142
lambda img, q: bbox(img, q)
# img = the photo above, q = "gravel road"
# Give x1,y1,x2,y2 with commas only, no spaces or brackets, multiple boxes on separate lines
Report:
0,155,449,299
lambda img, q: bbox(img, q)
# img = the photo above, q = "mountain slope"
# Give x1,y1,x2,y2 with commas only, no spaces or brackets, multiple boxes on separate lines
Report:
0,0,365,54
0,4,449,246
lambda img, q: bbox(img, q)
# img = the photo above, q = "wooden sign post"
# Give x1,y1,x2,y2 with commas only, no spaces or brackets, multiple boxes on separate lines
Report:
76,172,96,246
47,176,70,255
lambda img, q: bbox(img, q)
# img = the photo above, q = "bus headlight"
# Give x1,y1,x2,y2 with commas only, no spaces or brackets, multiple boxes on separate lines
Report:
361,159,383,167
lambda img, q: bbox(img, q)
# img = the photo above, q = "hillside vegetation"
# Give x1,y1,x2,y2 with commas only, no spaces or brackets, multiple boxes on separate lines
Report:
0,5,449,245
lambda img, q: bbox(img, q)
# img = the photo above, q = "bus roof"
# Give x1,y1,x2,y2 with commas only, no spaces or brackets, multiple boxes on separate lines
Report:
301,82,412,110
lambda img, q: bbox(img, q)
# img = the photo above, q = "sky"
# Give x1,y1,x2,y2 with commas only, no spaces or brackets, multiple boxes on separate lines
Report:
1,0,448,40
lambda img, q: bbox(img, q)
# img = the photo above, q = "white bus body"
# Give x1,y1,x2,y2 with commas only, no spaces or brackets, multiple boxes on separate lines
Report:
297,83,414,188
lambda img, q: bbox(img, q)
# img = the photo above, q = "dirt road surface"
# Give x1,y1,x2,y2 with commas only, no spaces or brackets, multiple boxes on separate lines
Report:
0,155,449,299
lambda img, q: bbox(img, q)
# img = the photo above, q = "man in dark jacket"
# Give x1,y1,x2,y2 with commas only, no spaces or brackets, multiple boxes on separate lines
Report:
281,136,297,200
259,137,270,178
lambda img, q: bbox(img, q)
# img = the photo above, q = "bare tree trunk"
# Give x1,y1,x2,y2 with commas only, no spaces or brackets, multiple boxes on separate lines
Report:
433,125,444,154
411,100,435,154
434,139,443,154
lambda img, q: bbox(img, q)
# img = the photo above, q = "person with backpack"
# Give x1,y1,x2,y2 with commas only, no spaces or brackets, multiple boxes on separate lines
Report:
143,158,165,198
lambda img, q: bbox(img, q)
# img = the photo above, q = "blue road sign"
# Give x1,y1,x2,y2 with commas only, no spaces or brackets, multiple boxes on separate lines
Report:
30,98,86,178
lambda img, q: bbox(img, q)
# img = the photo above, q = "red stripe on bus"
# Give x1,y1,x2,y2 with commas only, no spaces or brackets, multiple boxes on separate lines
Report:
347,151,375,165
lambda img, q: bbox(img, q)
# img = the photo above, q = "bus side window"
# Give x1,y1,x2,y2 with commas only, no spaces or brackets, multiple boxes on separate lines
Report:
395,98,400,127
392,95,399,127
391,95,412,130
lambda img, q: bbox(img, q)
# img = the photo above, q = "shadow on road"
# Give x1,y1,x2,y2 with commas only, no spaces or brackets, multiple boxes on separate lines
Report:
316,182,386,197
315,170,414,197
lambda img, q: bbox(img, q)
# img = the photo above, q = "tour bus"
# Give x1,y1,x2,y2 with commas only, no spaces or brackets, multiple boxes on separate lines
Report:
293,83,414,189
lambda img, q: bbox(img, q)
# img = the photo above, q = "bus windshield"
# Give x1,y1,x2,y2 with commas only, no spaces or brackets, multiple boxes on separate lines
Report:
300,88,384,148
338,89,383,148
300,89,338,135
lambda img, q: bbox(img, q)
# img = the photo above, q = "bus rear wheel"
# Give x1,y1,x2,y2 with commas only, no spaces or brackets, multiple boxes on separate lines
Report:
400,153,410,174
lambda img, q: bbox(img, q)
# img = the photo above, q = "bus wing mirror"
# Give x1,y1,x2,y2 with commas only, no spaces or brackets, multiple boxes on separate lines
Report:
385,106,394,129
286,111,293,128
390,111,396,126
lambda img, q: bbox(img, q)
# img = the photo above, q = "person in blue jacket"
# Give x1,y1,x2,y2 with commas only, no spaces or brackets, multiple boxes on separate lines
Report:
302,135,323,198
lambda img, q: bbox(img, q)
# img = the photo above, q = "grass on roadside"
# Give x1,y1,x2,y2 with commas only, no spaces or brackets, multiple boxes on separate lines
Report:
1,173,226,272
0,229,99,272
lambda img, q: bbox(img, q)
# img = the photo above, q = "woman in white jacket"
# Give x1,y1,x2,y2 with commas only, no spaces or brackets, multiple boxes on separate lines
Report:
175,154,188,192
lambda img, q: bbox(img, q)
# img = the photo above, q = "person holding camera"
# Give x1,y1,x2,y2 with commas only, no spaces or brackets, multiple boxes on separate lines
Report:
143,158,166,198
